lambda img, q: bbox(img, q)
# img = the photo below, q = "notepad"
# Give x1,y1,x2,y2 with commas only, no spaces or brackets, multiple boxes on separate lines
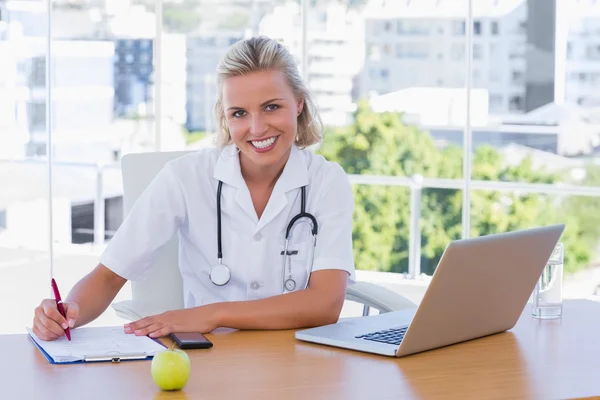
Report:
27,326,166,364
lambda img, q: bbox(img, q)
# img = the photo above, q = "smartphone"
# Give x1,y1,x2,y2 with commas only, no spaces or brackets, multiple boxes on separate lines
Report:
169,332,213,349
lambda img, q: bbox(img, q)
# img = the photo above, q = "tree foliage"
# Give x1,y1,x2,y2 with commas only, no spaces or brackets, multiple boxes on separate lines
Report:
318,101,600,275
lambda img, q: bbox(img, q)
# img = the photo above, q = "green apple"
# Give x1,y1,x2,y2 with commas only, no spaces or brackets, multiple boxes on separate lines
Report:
151,347,191,391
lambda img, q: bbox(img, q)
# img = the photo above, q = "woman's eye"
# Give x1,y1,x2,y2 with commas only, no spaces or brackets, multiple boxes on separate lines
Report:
265,104,279,111
232,110,246,118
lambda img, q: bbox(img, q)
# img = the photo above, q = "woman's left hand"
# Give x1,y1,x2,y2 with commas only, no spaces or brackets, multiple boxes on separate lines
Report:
124,305,220,338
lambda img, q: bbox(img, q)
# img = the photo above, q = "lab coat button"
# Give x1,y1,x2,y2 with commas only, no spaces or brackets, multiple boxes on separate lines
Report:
250,281,260,290
253,232,263,241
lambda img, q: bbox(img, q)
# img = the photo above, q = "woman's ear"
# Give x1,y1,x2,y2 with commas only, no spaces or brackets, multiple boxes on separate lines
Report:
297,99,304,116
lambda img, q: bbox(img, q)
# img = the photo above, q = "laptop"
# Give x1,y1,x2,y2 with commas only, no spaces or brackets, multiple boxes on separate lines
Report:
295,224,565,357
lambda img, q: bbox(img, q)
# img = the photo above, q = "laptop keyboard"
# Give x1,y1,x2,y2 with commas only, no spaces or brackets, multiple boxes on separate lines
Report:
355,326,408,345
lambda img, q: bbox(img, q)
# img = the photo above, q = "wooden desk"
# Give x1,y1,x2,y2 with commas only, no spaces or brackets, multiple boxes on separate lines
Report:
3,299,600,400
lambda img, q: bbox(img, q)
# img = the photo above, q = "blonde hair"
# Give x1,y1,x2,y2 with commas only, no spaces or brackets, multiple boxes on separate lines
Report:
213,36,323,148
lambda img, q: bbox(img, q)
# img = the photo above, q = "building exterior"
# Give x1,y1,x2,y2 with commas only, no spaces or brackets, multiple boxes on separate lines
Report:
0,36,115,160
361,0,529,114
113,38,154,117
360,0,600,116
260,2,364,127
564,1,600,107
185,30,244,132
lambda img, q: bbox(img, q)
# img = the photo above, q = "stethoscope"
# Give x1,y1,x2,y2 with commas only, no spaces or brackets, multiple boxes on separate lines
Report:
209,180,319,292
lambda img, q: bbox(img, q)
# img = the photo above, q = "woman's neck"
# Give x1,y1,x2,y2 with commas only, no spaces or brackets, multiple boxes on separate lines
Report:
239,150,291,190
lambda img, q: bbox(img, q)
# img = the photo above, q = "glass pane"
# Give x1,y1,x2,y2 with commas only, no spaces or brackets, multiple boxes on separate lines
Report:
419,188,463,277
468,1,600,187
0,2,51,334
170,0,285,147
468,1,600,298
49,1,160,326
313,1,467,281
470,191,600,299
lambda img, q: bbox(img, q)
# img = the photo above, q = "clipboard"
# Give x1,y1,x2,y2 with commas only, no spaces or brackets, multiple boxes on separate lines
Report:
27,326,167,364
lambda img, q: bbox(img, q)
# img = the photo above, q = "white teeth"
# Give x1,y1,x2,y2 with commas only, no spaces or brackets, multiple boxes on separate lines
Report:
251,137,276,149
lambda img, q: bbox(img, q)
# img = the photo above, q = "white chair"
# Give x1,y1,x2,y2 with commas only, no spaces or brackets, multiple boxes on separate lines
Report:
111,151,416,321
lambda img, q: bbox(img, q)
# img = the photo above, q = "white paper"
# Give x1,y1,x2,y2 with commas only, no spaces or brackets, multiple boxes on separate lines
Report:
27,326,166,363
111,300,154,321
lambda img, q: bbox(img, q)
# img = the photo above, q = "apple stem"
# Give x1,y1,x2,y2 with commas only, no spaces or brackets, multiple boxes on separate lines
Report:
171,342,176,351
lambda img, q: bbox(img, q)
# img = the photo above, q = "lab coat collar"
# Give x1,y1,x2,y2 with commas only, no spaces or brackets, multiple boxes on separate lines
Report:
272,144,309,193
213,144,309,231
213,145,246,189
213,144,308,189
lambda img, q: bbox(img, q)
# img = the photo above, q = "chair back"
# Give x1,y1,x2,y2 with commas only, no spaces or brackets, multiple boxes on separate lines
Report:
120,151,192,313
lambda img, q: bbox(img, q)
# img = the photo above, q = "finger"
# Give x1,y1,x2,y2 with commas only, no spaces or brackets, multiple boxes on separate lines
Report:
35,307,66,337
148,326,172,339
33,321,60,341
32,325,50,341
125,317,154,333
134,323,165,337
63,302,79,328
41,300,67,328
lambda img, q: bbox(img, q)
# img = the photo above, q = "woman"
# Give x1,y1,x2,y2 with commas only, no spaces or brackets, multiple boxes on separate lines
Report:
32,36,355,341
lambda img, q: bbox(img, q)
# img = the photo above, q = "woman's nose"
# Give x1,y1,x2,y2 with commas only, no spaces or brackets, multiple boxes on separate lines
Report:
250,114,268,136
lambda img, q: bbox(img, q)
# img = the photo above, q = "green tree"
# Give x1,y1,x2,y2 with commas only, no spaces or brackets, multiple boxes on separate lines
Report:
557,164,600,272
319,101,600,276
319,100,459,274
181,128,207,145
163,1,202,34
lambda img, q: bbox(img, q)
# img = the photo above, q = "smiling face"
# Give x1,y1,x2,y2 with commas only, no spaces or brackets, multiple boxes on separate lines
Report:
222,69,303,179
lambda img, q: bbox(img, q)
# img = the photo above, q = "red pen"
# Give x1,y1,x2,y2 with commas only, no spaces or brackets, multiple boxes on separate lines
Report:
51,278,71,341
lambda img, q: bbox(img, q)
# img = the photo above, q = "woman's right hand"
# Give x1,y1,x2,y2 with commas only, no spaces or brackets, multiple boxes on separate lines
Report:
32,299,79,341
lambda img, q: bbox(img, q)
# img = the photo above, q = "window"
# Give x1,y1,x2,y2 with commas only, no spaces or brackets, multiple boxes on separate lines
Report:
490,94,503,109
368,44,381,60
396,21,430,35
491,21,499,35
509,95,524,110
29,57,45,88
396,43,429,59
3,0,597,337
473,69,481,84
0,209,6,230
473,44,483,60
489,43,497,57
586,44,600,60
518,21,527,35
28,102,46,131
451,43,465,60
474,20,482,35
511,70,524,84
453,20,466,35
489,69,501,82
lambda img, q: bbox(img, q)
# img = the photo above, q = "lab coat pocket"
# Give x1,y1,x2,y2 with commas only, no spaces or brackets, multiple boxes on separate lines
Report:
282,240,312,291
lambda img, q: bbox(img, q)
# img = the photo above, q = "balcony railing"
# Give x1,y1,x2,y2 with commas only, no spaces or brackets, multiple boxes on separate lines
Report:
4,158,600,280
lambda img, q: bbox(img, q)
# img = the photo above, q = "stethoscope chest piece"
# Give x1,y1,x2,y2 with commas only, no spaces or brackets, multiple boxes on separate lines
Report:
210,263,231,286
284,278,296,292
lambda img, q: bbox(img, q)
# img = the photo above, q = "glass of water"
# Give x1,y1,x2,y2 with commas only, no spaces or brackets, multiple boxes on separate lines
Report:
532,242,564,319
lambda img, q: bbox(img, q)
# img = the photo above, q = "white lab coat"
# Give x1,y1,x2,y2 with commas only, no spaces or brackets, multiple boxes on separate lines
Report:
100,144,356,308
